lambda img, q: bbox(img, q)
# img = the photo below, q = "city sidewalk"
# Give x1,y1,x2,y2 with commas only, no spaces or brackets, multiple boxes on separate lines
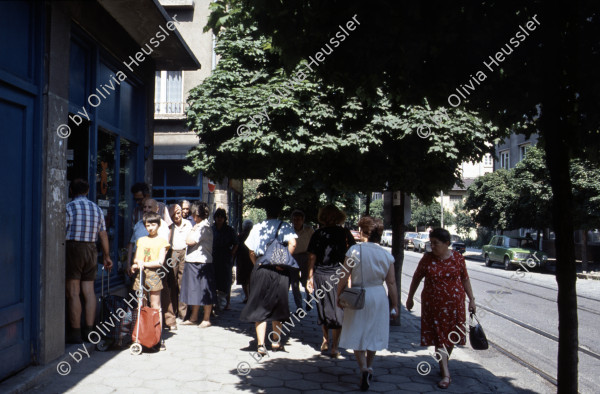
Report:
3,285,533,394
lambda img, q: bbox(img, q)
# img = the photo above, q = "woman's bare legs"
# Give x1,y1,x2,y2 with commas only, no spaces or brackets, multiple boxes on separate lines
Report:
321,326,329,350
255,321,266,345
187,305,200,322
331,328,341,356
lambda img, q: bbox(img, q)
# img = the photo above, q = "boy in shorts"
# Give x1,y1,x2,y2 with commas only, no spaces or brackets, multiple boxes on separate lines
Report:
129,212,171,350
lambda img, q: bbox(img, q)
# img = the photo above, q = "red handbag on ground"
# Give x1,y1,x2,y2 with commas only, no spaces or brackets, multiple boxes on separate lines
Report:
132,305,161,348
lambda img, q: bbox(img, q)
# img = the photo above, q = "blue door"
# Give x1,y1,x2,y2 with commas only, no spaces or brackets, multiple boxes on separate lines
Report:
0,0,41,380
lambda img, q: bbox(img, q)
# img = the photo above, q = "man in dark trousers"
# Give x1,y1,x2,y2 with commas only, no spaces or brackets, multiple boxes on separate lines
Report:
65,178,113,343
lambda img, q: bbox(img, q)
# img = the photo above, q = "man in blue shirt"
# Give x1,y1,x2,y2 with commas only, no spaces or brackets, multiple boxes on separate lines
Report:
65,179,113,344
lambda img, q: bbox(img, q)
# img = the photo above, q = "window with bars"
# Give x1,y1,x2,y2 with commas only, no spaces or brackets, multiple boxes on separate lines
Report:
154,71,184,114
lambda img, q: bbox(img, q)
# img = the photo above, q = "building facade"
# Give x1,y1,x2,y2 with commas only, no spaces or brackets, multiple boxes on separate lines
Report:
0,0,197,380
153,0,243,229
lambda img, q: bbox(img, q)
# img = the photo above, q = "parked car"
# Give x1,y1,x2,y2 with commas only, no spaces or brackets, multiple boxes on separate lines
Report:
424,234,465,254
380,230,392,246
482,235,550,270
403,232,419,250
412,232,430,253
350,230,361,242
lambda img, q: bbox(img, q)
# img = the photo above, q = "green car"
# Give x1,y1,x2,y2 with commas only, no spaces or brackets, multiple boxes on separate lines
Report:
482,235,550,270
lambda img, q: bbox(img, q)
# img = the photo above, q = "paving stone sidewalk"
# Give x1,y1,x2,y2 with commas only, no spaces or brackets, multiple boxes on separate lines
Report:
4,285,532,394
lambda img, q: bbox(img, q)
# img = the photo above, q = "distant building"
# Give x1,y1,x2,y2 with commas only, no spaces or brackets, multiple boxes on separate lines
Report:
153,0,242,229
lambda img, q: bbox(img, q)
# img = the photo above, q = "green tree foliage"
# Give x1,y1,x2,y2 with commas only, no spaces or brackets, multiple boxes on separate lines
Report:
464,170,516,231
187,0,502,208
409,198,454,229
466,146,600,231
368,198,384,220
453,201,477,240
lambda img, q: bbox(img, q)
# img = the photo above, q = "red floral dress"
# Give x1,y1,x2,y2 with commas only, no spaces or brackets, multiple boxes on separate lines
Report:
414,251,469,347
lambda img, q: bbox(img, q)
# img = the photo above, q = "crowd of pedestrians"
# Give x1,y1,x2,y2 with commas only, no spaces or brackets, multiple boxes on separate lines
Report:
64,180,475,391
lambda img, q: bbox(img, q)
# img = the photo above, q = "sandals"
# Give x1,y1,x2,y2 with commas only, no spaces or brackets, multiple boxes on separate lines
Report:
180,320,198,326
320,342,329,352
438,376,452,389
257,344,268,356
271,344,285,352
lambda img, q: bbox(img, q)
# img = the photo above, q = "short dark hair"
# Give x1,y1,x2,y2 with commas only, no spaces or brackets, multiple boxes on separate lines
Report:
263,197,284,218
142,212,161,225
430,228,451,244
70,178,89,196
191,201,209,220
214,208,227,220
318,205,346,226
131,182,150,195
358,216,384,243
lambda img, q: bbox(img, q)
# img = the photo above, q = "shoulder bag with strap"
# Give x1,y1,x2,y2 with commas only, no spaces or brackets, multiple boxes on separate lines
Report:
339,244,366,310
255,221,299,270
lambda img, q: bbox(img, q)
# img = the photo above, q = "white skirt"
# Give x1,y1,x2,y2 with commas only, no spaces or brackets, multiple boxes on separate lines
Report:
339,285,389,351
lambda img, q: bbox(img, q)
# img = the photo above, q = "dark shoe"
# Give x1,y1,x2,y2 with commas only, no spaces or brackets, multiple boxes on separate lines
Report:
66,328,83,344
271,344,285,352
360,371,370,391
81,326,94,342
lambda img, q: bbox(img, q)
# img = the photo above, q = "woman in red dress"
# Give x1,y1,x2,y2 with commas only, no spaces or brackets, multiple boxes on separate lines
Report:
406,228,476,389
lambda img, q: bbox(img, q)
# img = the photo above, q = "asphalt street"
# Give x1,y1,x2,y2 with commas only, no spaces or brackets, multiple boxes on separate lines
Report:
399,248,600,394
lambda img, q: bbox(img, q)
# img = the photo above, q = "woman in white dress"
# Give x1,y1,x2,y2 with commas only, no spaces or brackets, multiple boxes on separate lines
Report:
337,216,398,391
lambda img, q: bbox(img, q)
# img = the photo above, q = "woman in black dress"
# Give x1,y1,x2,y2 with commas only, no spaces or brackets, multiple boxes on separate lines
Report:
212,208,239,310
307,204,355,358
240,197,297,354
235,220,254,302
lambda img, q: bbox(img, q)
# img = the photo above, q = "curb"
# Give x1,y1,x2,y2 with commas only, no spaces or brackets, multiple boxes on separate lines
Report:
576,273,600,280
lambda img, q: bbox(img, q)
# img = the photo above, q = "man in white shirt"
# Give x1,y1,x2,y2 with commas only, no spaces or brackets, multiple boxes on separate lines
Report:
167,204,192,326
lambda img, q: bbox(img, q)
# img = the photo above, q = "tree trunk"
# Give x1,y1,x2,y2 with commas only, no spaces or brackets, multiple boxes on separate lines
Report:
390,191,405,326
581,230,588,273
365,193,371,216
537,229,542,251
540,4,579,391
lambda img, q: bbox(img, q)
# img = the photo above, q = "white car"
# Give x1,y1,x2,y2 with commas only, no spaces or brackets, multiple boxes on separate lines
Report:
412,232,430,253
380,230,392,246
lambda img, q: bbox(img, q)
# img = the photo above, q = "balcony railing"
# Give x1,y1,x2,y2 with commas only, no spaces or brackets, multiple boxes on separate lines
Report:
154,102,188,115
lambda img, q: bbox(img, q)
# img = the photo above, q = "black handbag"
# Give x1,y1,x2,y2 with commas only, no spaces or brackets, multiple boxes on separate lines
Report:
255,221,299,270
469,312,489,350
338,244,365,310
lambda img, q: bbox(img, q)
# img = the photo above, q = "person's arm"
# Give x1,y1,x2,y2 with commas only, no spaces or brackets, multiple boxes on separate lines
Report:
126,242,134,275
143,245,169,269
462,277,476,313
249,250,257,264
406,257,427,311
306,253,316,293
336,256,354,309
385,263,398,316
186,225,200,246
98,231,113,271
287,237,297,255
